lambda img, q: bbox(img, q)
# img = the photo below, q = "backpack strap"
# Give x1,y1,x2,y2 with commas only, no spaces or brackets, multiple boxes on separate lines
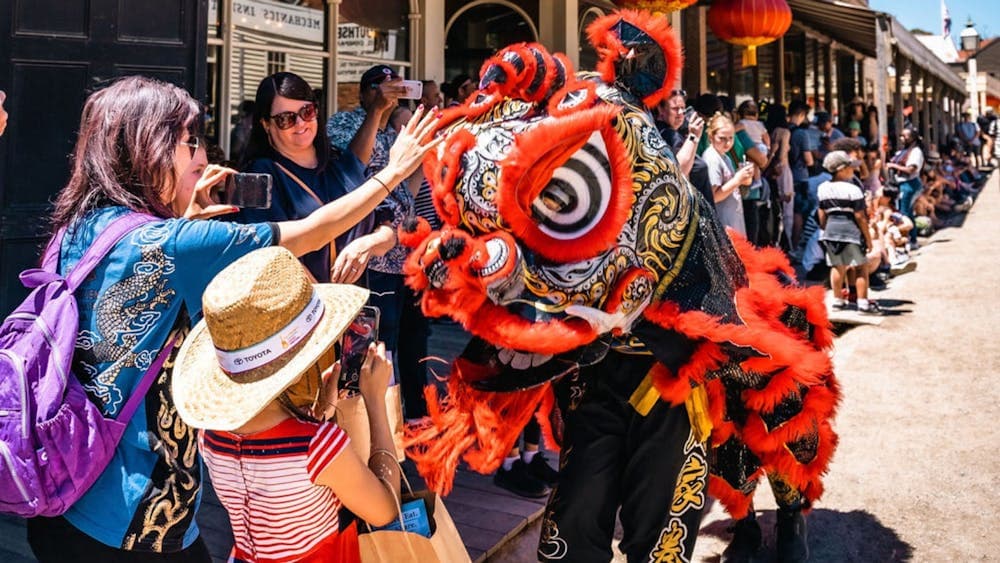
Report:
44,213,159,291
115,335,177,423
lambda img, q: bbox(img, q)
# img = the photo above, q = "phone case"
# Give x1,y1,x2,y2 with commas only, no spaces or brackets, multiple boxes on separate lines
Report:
338,306,381,395
225,173,273,209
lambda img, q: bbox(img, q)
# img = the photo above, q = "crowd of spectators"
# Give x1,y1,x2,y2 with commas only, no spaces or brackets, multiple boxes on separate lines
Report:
658,90,994,313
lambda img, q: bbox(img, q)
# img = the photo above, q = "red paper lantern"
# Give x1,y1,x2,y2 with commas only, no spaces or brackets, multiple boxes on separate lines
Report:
614,0,698,14
708,0,792,66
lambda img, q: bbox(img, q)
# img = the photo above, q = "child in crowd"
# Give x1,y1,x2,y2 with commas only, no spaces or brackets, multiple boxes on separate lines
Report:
173,247,401,563
817,151,880,314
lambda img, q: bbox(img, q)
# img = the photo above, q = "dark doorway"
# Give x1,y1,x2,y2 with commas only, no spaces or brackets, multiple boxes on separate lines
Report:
445,3,536,81
0,0,207,315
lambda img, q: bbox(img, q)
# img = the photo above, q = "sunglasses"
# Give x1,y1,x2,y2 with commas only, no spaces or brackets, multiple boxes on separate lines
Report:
179,135,200,159
671,89,687,98
270,102,317,130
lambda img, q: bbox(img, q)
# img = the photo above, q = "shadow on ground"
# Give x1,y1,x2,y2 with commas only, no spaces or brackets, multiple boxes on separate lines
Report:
699,508,914,562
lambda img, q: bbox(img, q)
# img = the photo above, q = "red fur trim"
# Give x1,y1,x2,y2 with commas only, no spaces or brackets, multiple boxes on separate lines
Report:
546,79,599,118
649,362,691,406
398,216,431,249
405,367,550,495
535,387,561,452
709,475,754,520
585,10,684,108
495,104,633,263
464,302,598,354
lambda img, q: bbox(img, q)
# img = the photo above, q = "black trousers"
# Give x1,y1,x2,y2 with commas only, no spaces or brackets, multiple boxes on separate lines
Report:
538,352,707,562
27,516,211,563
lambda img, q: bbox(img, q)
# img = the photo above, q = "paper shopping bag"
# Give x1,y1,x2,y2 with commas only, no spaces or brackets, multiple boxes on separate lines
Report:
359,489,471,563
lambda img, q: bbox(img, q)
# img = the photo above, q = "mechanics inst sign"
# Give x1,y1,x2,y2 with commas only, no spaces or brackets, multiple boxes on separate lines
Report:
210,0,324,44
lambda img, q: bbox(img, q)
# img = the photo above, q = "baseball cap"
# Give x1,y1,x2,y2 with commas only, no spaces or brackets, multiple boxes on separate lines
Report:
360,65,399,90
847,120,861,131
822,150,861,173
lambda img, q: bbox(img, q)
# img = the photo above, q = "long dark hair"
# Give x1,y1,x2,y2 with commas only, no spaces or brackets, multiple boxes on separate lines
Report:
242,72,330,169
765,103,788,133
51,76,201,230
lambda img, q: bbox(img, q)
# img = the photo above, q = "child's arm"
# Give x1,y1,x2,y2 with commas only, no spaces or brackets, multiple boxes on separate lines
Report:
313,343,401,527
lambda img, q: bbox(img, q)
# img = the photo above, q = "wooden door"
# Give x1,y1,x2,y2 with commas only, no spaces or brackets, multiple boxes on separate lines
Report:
0,0,206,315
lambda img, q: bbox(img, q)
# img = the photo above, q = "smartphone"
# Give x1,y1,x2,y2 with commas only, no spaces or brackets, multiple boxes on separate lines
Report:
400,79,423,100
338,306,381,395
222,173,272,209
683,106,696,121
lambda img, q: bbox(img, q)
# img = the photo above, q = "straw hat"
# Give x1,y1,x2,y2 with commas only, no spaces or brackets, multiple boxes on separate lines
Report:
173,246,368,431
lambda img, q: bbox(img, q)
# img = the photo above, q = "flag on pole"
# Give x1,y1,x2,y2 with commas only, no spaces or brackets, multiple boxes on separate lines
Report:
942,0,952,37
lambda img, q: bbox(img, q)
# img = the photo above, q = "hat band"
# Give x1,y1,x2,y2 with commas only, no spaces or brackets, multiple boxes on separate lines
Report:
215,291,326,375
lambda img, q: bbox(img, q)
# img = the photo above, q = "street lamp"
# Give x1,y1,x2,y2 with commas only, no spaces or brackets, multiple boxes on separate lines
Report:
960,18,981,118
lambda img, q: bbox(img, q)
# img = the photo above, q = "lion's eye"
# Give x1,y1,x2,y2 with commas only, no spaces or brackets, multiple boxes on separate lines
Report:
530,132,611,240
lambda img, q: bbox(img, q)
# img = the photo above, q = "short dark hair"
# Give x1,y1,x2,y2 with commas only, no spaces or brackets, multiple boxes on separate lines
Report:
788,100,810,117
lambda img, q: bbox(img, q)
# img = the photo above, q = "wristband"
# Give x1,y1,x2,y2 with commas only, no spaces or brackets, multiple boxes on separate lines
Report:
372,175,392,195
687,134,698,143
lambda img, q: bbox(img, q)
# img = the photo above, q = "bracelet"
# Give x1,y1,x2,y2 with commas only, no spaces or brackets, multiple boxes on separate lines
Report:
372,175,392,195
369,448,397,462
687,134,698,143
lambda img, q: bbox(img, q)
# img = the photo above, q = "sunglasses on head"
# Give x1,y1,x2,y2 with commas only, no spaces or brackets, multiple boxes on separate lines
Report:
671,89,687,98
179,135,200,159
270,102,317,130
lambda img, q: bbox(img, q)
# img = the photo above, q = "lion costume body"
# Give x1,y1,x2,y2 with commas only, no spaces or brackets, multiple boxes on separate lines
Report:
399,11,839,561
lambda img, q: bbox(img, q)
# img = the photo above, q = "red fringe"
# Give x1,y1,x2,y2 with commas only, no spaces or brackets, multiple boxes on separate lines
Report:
708,475,754,520
642,236,840,517
404,364,550,495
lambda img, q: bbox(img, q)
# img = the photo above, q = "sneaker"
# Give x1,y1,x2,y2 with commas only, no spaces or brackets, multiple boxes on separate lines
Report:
526,452,559,485
494,459,550,498
858,302,884,315
889,261,917,277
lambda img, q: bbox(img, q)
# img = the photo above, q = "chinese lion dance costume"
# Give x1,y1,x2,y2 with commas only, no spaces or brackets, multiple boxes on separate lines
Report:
399,11,839,562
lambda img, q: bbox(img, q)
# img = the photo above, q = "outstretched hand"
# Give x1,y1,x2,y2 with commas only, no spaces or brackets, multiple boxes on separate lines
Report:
385,105,445,180
184,164,239,220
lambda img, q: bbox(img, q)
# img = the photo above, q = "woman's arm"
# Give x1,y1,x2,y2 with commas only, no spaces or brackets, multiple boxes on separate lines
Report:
278,108,442,257
330,224,396,283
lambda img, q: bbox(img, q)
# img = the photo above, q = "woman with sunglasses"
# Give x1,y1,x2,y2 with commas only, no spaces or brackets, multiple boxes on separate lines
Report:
237,72,402,283
26,75,440,562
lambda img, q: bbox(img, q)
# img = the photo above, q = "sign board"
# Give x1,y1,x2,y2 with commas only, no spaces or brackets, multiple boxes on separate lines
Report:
210,0,324,44
337,23,400,82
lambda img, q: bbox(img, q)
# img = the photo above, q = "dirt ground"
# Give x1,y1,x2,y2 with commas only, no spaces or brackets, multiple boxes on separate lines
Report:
491,171,1000,562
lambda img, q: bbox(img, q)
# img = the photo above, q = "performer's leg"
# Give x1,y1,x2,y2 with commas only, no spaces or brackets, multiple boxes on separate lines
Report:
538,379,626,562
618,404,706,563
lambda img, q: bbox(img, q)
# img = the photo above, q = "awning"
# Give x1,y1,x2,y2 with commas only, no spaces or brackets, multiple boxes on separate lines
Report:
787,0,966,94
787,0,877,58
890,17,966,93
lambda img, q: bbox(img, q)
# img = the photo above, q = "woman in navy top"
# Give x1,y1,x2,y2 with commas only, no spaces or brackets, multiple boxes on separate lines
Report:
237,72,397,282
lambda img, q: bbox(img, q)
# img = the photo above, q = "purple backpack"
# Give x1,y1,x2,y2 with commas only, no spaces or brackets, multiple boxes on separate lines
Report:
0,213,175,517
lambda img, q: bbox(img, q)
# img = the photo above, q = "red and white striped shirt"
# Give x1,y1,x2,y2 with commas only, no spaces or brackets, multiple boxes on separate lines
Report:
200,418,356,563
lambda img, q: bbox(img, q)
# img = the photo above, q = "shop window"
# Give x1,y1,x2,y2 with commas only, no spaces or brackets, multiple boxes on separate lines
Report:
267,51,287,75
